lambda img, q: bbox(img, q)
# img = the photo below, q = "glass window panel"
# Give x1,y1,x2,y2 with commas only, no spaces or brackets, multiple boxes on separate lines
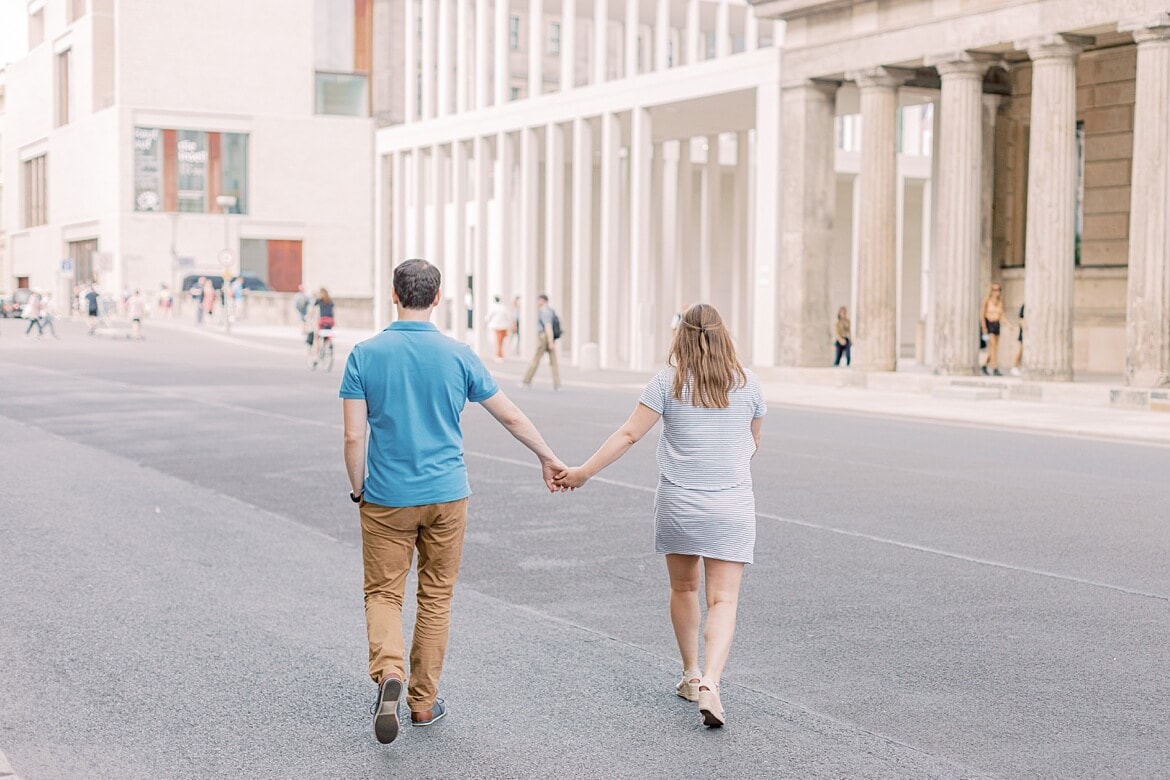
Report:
314,0,356,71
176,130,208,213
315,71,369,116
134,127,163,212
221,133,249,214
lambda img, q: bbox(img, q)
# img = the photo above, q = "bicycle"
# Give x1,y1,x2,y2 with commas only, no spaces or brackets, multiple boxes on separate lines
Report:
307,327,334,371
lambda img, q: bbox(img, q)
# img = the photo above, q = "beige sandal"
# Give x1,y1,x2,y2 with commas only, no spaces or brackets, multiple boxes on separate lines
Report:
676,669,701,702
698,679,725,727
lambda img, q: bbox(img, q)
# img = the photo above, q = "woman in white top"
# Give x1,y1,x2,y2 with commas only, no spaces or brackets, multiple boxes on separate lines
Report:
556,303,765,728
485,295,513,361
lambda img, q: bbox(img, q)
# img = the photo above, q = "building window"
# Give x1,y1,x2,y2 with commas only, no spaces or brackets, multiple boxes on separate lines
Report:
55,49,71,127
29,8,45,48
314,0,372,116
67,0,86,23
23,154,48,227
510,86,520,101
134,127,249,214
241,238,303,292
549,22,560,54
509,15,520,50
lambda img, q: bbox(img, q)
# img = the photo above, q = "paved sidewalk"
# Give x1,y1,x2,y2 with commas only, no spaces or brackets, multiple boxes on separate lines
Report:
143,317,1170,446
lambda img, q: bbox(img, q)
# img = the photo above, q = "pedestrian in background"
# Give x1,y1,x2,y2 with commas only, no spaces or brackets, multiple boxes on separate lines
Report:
555,303,766,729
39,294,59,339
294,285,310,328
521,294,562,391
83,285,100,335
981,282,1005,376
129,290,146,341
340,259,566,746
191,277,206,325
833,306,852,367
486,295,512,362
201,278,216,323
23,291,44,337
1011,303,1024,377
510,295,521,355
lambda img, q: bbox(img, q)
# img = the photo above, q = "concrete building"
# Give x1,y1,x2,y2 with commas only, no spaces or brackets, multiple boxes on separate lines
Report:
0,0,373,318
751,0,1170,386
372,0,942,376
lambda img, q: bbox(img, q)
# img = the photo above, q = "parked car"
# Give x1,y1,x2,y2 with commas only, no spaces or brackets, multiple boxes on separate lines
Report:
180,274,270,293
0,289,33,318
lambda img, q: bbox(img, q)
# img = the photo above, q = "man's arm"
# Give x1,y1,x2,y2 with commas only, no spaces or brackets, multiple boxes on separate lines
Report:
343,398,368,496
479,392,565,491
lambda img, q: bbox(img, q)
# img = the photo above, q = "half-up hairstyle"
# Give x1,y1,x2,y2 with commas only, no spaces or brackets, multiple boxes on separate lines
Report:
668,303,746,408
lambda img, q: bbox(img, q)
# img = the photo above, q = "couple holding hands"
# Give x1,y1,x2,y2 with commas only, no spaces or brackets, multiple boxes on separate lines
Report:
341,260,766,746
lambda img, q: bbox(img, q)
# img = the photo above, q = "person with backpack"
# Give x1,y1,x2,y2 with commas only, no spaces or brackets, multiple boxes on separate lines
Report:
521,294,562,390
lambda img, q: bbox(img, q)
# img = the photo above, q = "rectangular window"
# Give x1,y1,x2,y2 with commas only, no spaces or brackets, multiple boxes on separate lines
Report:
509,15,520,50
134,127,248,214
29,9,44,48
314,0,372,115
67,0,86,23
55,49,71,126
549,22,560,55
241,238,303,292
23,154,48,227
510,86,520,101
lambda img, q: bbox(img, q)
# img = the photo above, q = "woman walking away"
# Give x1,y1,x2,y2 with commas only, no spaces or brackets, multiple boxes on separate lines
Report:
833,306,851,367
555,303,765,728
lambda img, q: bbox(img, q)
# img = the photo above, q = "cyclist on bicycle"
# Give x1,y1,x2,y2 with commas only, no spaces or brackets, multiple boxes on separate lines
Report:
307,288,336,366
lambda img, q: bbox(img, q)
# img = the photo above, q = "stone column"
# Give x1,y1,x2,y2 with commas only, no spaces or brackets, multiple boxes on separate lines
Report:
686,0,700,65
545,122,566,316
678,139,700,307
429,144,447,302
848,67,902,371
495,0,510,105
925,52,994,375
629,107,653,369
598,112,622,368
594,0,608,84
715,1,730,59
520,127,540,357
374,152,391,327
437,0,452,116
392,150,406,268
475,0,489,109
412,148,426,256
529,0,543,98
473,135,491,355
1122,15,1170,387
452,140,469,341
654,0,670,70
570,117,594,362
777,80,837,367
752,78,781,365
745,8,759,52
1016,34,1091,381
455,0,469,112
561,0,576,90
422,0,436,117
625,0,639,77
496,131,514,319
404,0,417,121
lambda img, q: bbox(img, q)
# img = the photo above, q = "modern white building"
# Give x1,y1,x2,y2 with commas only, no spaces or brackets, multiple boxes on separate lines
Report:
0,0,374,316
372,0,941,375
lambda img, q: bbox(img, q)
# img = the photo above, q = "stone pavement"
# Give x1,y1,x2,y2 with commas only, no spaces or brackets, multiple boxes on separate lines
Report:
143,315,1170,446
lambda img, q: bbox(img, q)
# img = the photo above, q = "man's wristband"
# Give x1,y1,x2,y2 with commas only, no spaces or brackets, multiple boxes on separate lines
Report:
349,490,363,503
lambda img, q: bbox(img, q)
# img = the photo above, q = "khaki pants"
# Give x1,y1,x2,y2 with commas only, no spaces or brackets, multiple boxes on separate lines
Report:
522,332,561,388
360,498,468,711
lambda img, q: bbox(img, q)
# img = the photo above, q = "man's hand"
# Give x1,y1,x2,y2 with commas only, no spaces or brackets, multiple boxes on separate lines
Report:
542,457,570,492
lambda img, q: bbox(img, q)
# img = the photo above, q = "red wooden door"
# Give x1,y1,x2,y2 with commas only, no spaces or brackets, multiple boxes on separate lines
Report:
267,240,302,293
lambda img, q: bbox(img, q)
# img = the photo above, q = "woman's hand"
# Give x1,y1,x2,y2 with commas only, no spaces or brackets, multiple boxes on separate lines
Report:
554,467,590,490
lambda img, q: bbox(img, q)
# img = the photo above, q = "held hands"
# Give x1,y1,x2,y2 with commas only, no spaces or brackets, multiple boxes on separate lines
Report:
552,467,589,491
541,457,571,493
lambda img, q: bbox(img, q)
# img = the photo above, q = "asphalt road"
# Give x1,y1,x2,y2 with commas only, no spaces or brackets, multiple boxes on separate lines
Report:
1,320,1167,779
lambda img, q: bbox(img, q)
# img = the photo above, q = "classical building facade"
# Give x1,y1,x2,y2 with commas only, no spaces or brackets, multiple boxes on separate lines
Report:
751,0,1170,385
1,0,373,311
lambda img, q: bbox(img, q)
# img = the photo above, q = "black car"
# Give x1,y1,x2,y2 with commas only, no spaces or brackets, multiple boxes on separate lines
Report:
0,289,33,318
181,275,270,293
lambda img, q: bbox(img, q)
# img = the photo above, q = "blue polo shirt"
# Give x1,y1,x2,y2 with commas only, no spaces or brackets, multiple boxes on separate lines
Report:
339,321,499,507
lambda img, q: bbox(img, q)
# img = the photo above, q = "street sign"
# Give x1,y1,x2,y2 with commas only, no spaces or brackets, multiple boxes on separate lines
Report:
175,256,195,269
218,249,233,268
59,259,74,274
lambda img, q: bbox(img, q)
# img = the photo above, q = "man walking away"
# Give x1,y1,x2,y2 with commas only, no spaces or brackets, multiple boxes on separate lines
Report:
521,294,562,390
340,259,566,746
23,292,44,337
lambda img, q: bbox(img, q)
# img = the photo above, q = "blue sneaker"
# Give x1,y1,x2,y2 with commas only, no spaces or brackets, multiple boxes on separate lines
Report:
371,676,403,744
410,699,447,727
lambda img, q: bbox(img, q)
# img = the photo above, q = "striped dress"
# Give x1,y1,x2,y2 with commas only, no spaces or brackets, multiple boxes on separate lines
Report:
638,368,767,564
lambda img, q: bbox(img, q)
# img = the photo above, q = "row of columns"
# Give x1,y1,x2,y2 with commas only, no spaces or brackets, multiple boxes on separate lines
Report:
402,0,773,122
378,120,754,372
788,14,1170,385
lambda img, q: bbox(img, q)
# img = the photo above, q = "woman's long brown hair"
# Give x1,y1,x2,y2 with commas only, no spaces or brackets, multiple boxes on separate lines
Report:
668,303,746,408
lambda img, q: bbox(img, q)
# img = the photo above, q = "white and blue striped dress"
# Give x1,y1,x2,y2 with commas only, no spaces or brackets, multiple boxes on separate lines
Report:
638,368,767,564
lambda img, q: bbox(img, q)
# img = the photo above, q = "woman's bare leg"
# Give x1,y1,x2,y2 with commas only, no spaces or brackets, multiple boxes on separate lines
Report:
700,557,745,687
665,554,702,673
